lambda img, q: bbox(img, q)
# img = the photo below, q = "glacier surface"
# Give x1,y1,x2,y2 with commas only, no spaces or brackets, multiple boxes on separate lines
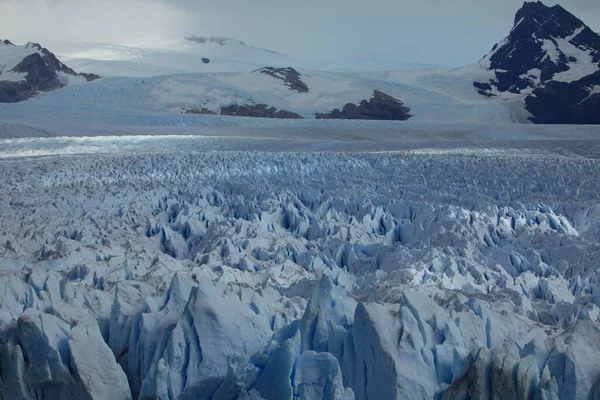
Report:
0,139,599,399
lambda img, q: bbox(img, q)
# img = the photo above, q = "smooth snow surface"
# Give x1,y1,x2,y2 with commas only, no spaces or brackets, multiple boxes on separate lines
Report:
0,134,599,399
49,39,438,77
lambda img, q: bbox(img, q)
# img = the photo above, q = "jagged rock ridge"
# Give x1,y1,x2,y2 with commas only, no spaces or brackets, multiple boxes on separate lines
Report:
221,103,304,119
476,1,600,95
475,1,600,124
255,67,310,93
185,107,217,115
316,90,412,120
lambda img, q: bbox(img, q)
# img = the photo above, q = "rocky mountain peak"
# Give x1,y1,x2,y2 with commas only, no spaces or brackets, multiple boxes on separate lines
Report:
473,1,600,124
513,2,581,34
511,1,600,52
476,1,600,95
25,42,44,51
1,39,99,103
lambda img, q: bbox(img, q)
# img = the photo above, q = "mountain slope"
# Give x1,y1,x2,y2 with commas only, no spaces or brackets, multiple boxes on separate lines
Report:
54,36,296,78
0,66,513,128
476,1,600,95
474,1,600,124
50,36,439,78
527,69,600,124
0,40,99,103
5,3,599,123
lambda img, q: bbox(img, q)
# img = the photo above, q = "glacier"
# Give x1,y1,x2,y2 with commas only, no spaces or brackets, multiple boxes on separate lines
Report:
0,141,599,399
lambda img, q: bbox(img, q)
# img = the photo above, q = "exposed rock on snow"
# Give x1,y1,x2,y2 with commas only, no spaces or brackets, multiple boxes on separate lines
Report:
221,103,304,119
184,107,217,115
526,70,600,124
0,81,35,103
316,90,411,120
78,72,101,82
255,67,309,93
186,36,249,47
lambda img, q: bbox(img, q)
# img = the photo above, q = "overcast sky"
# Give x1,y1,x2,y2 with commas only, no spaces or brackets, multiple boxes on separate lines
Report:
1,0,599,66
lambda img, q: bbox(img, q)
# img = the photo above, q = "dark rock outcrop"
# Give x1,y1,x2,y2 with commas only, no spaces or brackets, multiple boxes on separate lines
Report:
186,36,247,46
78,72,101,82
186,36,209,44
255,67,309,93
11,53,69,92
473,82,494,97
526,70,600,124
221,104,303,119
0,81,35,103
315,90,411,121
0,41,99,103
184,107,217,115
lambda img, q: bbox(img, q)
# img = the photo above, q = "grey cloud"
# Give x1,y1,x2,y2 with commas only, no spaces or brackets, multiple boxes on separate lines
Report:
1,0,598,66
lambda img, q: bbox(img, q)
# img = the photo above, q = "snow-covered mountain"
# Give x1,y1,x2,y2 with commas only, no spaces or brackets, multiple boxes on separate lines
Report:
2,1,600,123
0,40,98,103
51,37,436,78
0,65,514,128
476,1,600,94
475,1,600,123
52,37,296,77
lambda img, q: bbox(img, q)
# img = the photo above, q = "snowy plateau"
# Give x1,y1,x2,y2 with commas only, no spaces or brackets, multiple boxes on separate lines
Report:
0,1,600,400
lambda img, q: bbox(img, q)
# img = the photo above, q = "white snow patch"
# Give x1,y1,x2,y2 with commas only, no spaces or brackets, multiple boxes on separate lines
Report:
540,39,560,64
520,68,543,87
552,38,600,82
0,71,27,82
57,71,87,86
565,26,586,42
512,17,525,32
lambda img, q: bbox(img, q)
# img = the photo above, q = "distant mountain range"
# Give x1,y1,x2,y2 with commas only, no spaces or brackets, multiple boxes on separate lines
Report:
1,1,599,124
